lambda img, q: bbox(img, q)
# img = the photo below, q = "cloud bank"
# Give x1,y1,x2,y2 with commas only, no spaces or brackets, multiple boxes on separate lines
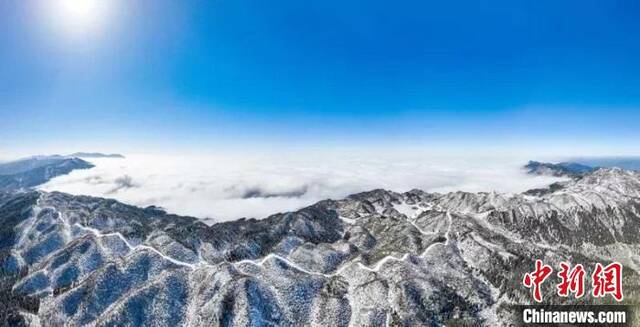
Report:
38,152,563,223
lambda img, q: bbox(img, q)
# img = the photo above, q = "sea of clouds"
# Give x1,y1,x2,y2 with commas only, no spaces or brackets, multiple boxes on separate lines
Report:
37,152,563,223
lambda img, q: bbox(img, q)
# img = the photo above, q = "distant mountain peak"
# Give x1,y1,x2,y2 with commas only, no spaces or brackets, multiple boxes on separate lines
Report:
0,155,94,191
68,152,124,158
524,160,595,177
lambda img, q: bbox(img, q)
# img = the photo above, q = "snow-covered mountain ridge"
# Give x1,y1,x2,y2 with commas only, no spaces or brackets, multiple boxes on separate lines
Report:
2,168,640,326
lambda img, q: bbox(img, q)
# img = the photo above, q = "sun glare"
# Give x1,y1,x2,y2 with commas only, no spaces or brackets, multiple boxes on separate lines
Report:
49,0,110,38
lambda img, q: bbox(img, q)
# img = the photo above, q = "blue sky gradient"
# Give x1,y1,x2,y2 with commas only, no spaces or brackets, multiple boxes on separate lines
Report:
1,0,640,155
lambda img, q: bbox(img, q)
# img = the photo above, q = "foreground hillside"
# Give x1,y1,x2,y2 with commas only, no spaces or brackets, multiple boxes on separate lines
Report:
1,168,640,326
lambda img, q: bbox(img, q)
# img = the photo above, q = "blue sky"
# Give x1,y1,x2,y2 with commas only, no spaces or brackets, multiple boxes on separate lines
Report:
1,0,640,155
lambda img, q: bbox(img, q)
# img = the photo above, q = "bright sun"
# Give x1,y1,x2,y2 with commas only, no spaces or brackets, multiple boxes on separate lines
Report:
50,0,110,37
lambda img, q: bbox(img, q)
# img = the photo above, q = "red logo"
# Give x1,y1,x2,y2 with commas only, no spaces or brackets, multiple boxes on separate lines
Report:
557,262,585,298
592,262,623,302
523,261,623,302
523,259,553,302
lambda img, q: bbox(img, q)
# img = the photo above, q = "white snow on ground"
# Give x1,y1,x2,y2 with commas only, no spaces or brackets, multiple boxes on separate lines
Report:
393,202,423,218
17,198,454,281
339,216,357,224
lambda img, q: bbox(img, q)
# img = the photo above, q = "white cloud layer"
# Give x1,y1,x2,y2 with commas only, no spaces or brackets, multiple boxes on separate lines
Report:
38,152,563,223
